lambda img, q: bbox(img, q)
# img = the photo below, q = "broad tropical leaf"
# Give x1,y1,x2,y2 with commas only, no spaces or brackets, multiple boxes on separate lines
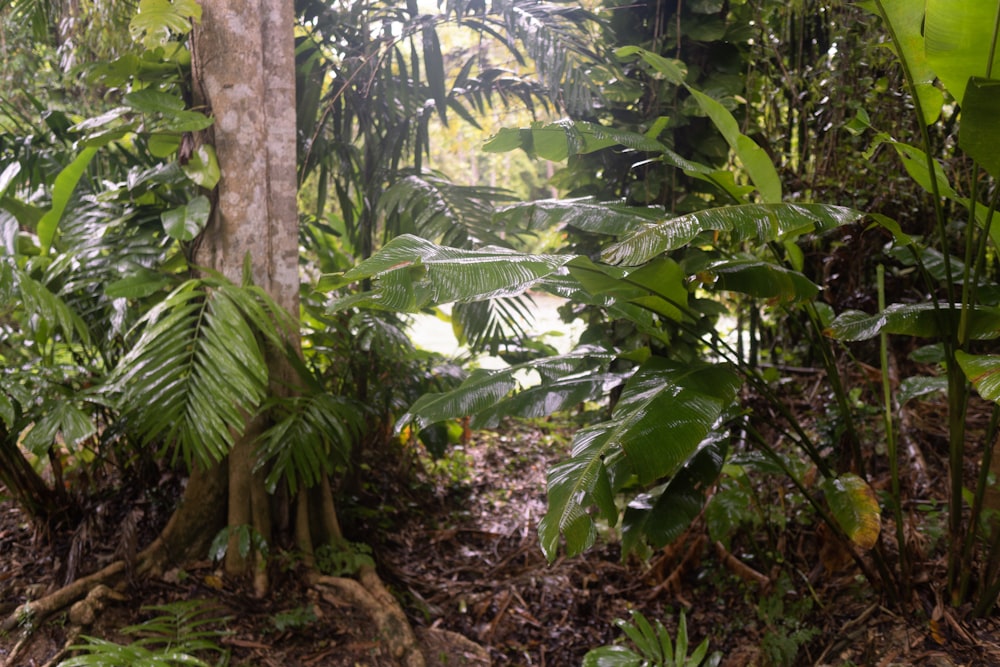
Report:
959,78,1000,180
484,120,667,161
828,303,1000,341
621,431,729,554
822,474,881,551
539,359,741,560
957,351,1000,402
494,197,663,236
685,88,782,203
873,0,944,125
603,204,864,266
395,349,616,432
567,256,690,322
707,257,819,302
924,0,1000,104
37,147,98,253
325,234,573,312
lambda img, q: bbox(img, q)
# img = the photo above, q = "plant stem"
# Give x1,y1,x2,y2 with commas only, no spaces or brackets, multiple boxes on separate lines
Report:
878,264,909,597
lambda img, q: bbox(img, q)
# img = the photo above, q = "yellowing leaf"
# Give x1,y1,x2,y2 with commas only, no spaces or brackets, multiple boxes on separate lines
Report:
822,474,881,551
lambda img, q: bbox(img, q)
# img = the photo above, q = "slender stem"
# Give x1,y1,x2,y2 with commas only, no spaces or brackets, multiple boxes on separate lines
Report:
960,405,1000,603
878,264,909,595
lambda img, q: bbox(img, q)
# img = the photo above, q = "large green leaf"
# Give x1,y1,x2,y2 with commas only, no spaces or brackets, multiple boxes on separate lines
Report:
110,277,292,469
395,350,615,432
615,45,687,85
129,0,202,49
621,431,729,554
483,120,667,161
603,204,863,266
567,255,690,321
538,359,741,560
494,198,663,236
37,147,98,253
255,393,362,494
959,78,1000,180
924,0,1000,105
957,351,1000,402
161,195,210,241
874,0,944,125
326,234,573,311
686,88,782,203
707,257,819,302
828,303,1000,341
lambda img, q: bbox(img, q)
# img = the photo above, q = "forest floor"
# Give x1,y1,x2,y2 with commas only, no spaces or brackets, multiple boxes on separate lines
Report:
4,403,1000,665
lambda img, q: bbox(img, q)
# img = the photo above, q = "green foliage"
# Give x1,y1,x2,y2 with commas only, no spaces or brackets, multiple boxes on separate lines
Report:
108,275,293,469
271,606,318,633
756,577,818,667
209,524,269,565
314,540,375,577
582,609,720,667
58,600,230,667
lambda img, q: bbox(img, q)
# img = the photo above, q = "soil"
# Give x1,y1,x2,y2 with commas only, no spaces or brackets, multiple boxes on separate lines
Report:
3,403,1000,666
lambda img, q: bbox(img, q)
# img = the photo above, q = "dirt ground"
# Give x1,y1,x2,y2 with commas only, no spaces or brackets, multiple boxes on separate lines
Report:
3,413,1000,666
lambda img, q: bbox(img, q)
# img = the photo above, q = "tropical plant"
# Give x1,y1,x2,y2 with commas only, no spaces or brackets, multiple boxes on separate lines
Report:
57,600,230,667
582,609,720,667
329,0,1000,620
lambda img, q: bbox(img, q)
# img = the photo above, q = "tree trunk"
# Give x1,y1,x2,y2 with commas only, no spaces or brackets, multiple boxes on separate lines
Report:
187,8,426,665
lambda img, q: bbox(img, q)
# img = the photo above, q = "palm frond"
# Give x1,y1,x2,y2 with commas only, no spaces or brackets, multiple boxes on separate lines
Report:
109,276,293,469
255,392,363,495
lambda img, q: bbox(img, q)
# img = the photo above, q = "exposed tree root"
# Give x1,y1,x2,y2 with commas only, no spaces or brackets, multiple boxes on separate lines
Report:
314,566,427,667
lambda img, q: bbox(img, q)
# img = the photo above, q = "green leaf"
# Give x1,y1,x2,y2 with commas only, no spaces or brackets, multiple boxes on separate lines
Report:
0,162,21,199
181,145,220,189
494,198,663,236
37,147,98,253
161,195,211,241
616,45,688,85
539,360,740,560
924,0,1000,104
0,393,13,428
423,26,448,124
124,88,186,114
106,269,173,299
568,256,690,322
328,234,573,312
129,0,202,49
484,121,667,161
890,142,957,199
582,645,643,667
828,303,1000,341
959,78,1000,180
957,351,1000,402
395,351,614,431
875,0,944,124
707,257,819,302
604,204,863,266
148,133,182,158
898,375,947,405
686,88,781,202
110,278,291,469
821,473,881,551
621,432,728,553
